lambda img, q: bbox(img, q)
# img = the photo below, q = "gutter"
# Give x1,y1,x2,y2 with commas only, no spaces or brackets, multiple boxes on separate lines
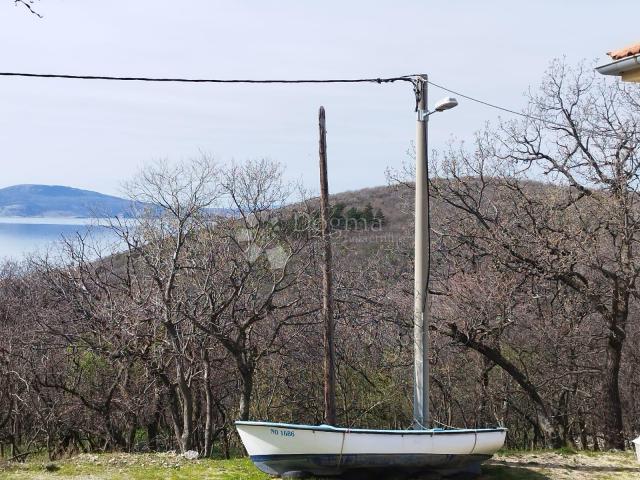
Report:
596,54,640,76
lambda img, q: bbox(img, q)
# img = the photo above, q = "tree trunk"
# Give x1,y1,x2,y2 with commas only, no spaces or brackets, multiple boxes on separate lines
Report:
602,325,625,449
222,427,230,459
478,358,493,427
203,351,214,457
445,323,563,447
147,421,158,452
578,409,589,450
178,379,193,452
127,427,136,452
238,366,253,421
165,322,194,453
146,394,161,451
163,381,185,452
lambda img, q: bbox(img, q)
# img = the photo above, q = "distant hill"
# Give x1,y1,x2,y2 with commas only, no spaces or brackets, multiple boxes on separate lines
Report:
297,184,410,232
0,185,139,218
0,182,405,220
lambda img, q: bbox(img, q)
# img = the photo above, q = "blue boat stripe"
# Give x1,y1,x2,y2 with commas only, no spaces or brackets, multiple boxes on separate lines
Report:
235,420,506,435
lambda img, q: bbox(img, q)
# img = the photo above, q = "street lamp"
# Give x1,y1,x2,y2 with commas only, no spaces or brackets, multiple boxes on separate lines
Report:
434,96,459,112
413,76,458,429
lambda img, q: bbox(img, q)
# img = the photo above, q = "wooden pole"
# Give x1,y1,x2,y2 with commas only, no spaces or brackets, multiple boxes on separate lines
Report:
319,106,337,425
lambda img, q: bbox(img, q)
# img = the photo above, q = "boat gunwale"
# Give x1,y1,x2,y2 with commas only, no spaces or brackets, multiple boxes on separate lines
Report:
235,420,507,435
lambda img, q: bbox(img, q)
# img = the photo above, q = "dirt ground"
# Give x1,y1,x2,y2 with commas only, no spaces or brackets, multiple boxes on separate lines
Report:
0,451,638,480
483,451,640,480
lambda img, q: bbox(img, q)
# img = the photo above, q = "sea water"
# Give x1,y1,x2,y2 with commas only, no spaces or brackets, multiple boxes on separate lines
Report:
0,217,121,262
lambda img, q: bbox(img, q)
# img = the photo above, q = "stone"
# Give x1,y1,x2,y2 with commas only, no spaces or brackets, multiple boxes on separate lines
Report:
182,450,199,460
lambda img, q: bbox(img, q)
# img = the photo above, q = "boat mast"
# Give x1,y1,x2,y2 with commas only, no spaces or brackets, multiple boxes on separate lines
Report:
413,76,430,429
319,106,337,425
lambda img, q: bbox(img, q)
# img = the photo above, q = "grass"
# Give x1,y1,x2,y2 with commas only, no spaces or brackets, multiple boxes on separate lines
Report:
0,450,638,479
0,454,269,480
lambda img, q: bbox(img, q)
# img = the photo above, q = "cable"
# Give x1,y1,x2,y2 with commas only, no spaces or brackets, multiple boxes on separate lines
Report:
0,70,632,139
427,79,628,138
428,80,535,120
0,71,413,85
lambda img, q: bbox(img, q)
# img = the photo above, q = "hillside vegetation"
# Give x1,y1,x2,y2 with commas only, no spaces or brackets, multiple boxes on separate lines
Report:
1,61,640,477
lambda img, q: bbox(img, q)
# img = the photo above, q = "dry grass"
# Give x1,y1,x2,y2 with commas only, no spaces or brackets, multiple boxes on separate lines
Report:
483,450,640,479
0,451,638,479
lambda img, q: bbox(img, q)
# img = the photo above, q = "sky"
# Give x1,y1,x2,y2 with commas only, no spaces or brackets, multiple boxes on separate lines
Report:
0,0,638,197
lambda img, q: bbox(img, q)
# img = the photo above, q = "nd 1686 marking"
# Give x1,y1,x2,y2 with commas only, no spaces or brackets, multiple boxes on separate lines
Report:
270,428,295,437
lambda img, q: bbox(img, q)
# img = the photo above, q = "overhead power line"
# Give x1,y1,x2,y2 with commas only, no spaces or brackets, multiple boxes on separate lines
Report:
428,79,583,132
0,71,631,139
427,80,629,139
427,79,577,130
0,72,413,85
427,80,533,120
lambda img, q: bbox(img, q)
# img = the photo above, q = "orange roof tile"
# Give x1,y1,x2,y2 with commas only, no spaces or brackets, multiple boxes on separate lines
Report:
607,42,640,60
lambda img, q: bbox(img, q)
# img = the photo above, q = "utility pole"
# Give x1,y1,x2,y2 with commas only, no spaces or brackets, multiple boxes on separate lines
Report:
319,106,337,425
413,76,430,429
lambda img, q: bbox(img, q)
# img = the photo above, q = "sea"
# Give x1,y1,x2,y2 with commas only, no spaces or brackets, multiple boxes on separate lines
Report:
0,217,122,262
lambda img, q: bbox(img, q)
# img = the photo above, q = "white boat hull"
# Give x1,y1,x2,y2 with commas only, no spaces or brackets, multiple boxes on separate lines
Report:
236,421,506,477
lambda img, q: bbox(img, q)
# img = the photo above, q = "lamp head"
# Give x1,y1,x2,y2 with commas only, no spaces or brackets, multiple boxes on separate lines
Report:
434,97,458,112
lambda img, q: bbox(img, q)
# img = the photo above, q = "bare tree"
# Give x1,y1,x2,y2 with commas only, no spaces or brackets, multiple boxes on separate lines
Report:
186,159,317,421
104,157,222,452
13,0,41,17
430,60,640,449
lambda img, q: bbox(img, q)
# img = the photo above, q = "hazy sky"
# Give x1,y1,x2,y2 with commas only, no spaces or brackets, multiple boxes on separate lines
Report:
0,1,637,196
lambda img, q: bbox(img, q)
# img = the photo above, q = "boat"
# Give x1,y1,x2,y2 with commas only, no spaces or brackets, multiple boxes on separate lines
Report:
236,76,507,478
236,421,506,477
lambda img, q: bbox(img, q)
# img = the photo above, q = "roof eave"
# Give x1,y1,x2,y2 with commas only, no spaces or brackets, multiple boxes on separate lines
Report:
596,54,640,76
